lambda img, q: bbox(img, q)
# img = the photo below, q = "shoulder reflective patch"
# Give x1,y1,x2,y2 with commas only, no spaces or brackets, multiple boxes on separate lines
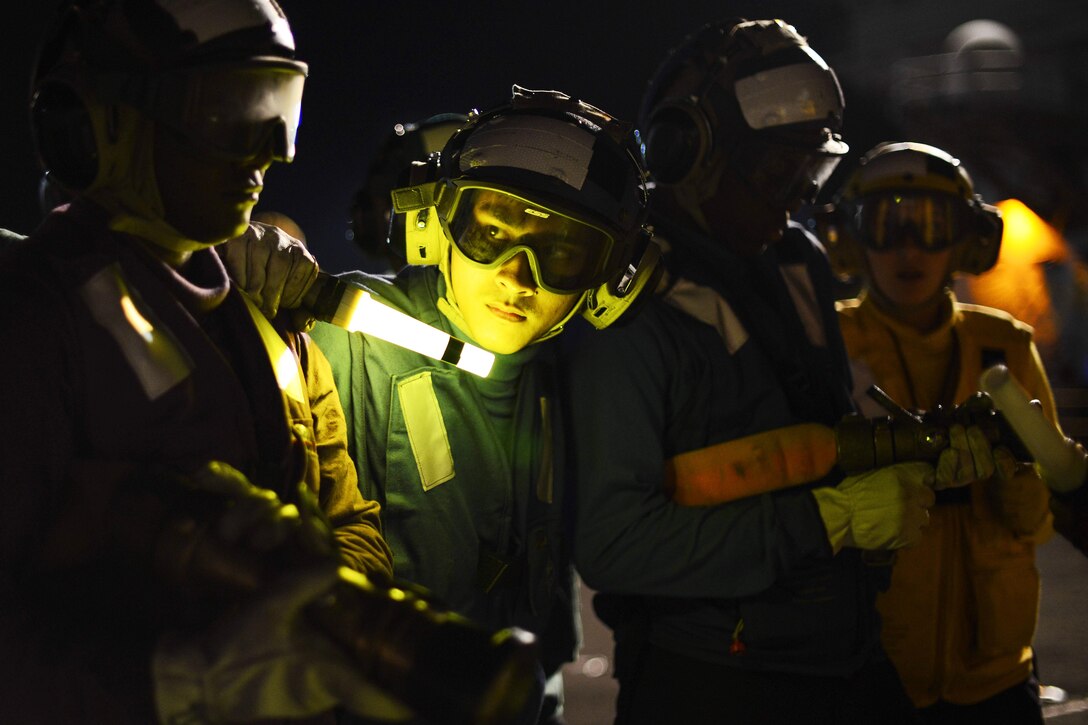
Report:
238,292,305,404
663,277,749,354
780,263,826,348
397,371,455,490
80,264,192,400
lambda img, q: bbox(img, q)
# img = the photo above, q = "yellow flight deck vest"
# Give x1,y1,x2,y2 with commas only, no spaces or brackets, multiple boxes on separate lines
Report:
837,292,1055,707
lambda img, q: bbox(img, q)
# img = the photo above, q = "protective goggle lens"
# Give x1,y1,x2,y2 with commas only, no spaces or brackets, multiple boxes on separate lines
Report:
856,192,967,251
152,62,306,162
448,188,614,293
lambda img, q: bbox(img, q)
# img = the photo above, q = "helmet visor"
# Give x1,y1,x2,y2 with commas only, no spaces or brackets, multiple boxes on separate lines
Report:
856,191,968,251
149,60,307,162
447,186,615,294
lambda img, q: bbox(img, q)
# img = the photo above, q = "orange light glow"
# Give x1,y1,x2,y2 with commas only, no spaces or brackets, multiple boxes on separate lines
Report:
957,199,1067,352
994,198,1067,267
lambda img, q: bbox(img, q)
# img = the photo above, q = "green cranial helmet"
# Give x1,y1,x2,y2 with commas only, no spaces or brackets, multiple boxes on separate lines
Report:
391,85,662,334
31,0,306,198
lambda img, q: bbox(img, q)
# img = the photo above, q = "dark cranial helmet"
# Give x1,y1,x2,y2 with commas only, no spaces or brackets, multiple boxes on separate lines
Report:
640,18,848,210
390,85,662,334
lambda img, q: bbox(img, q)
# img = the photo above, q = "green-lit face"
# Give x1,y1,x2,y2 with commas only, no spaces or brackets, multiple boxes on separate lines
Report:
449,191,580,354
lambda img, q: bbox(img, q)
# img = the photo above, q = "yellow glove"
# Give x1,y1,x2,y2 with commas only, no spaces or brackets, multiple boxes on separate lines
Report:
188,460,300,552
153,562,413,723
812,462,936,553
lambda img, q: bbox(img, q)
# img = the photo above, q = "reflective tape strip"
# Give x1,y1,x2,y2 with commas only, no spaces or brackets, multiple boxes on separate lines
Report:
735,60,841,130
397,371,455,491
779,263,826,348
459,115,595,191
80,264,192,400
158,0,292,47
237,292,305,404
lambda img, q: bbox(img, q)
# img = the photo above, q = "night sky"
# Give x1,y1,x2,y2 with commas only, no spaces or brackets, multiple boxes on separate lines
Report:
1,1,854,273
4,1,1080,273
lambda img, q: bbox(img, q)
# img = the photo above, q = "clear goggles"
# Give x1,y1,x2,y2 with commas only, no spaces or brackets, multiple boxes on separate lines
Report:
855,191,968,252
144,59,307,162
445,185,617,295
737,138,844,209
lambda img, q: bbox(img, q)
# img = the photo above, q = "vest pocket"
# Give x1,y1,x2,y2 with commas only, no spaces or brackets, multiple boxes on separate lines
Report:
971,563,1040,658
397,371,455,490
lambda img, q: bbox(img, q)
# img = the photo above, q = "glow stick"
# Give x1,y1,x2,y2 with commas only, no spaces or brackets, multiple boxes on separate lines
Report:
979,364,1086,493
304,273,494,378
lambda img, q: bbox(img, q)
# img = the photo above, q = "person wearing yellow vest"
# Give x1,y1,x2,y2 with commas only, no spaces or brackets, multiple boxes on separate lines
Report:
820,141,1055,723
0,1,403,722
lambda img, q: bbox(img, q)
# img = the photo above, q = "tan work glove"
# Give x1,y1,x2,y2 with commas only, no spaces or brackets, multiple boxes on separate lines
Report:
935,424,1016,489
219,221,319,325
812,462,936,553
153,562,413,723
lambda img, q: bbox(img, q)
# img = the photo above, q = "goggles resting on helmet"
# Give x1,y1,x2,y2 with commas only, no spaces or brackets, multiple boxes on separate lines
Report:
444,183,617,295
125,58,307,162
855,190,968,252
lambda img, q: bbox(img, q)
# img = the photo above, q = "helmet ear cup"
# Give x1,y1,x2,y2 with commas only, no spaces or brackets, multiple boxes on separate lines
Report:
643,102,709,186
954,200,1003,275
391,157,444,265
30,75,100,192
581,235,663,329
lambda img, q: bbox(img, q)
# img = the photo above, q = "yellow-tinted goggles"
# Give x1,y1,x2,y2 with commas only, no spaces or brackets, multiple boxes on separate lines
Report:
447,186,615,294
856,191,968,251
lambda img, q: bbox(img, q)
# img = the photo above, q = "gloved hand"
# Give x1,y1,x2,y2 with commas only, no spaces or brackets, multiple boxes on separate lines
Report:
812,462,936,553
935,424,1016,489
158,461,339,594
219,221,319,324
187,460,300,553
153,562,414,723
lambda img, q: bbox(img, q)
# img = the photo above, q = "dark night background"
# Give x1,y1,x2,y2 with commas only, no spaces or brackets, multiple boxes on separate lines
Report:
4,0,1086,275
3,4,1088,721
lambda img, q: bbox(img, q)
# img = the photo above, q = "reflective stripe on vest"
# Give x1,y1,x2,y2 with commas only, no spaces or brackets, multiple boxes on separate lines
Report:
238,291,305,405
397,371,455,490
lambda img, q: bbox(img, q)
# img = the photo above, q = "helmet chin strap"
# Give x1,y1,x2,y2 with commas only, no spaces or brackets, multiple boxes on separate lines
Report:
87,108,212,256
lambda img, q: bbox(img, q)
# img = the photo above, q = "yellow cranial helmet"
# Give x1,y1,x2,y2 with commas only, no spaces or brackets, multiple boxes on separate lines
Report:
816,141,1003,279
